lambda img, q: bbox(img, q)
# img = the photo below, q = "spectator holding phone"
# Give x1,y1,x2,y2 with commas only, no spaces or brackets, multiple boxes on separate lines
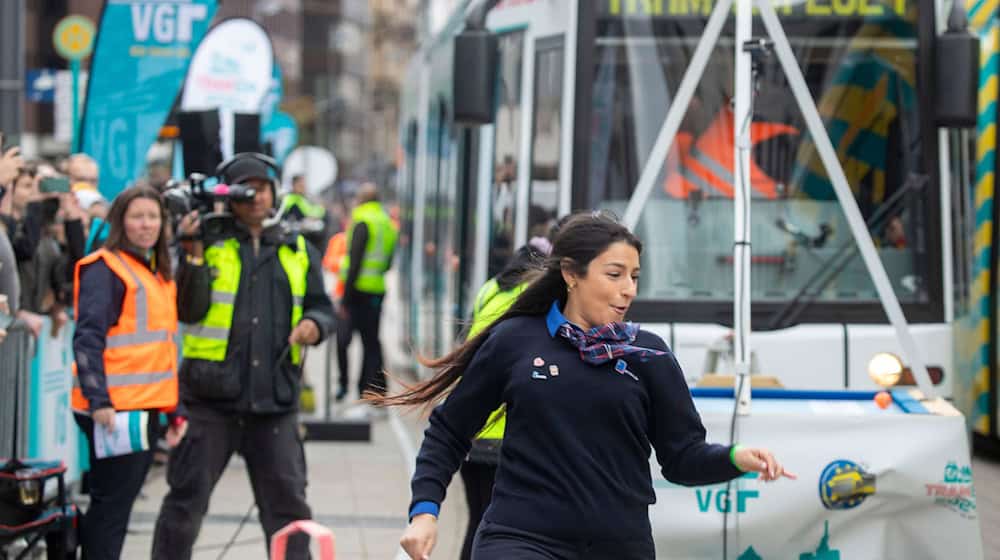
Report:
14,167,87,337
0,142,44,337
0,140,24,316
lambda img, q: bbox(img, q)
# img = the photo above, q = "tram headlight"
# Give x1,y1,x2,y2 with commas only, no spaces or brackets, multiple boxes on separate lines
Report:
867,352,904,388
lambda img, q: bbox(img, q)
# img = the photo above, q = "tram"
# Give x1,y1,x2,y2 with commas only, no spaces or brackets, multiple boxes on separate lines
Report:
393,0,1000,449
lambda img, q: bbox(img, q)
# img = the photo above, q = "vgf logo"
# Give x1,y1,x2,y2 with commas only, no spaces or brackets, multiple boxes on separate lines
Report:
695,473,760,514
130,2,208,43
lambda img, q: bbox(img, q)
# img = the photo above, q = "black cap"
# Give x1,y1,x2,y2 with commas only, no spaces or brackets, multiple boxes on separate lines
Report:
222,157,272,185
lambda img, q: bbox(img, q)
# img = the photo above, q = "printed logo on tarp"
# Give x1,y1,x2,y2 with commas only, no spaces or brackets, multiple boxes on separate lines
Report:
736,520,841,560
654,472,762,514
818,459,876,510
926,461,976,519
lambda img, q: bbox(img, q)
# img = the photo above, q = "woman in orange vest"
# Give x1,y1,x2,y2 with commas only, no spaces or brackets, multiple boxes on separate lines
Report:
71,185,181,560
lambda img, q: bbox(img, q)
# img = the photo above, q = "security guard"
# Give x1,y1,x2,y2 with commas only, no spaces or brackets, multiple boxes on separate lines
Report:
152,154,335,560
280,174,328,249
338,182,398,401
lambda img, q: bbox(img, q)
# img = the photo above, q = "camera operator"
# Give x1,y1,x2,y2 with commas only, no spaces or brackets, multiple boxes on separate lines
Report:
152,154,335,560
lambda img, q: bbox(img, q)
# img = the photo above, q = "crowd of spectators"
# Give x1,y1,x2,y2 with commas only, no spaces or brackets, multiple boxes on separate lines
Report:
0,137,110,344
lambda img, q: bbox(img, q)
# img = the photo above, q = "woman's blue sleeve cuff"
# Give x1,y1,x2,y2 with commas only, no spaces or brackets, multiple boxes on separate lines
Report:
409,501,440,521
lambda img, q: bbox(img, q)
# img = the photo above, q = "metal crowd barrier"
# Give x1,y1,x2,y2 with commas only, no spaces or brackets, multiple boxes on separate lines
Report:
0,322,34,459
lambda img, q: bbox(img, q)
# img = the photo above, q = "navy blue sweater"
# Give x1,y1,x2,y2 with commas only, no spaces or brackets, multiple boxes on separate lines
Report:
410,309,741,541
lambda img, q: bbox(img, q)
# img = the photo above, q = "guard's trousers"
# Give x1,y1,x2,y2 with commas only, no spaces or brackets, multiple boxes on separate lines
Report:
151,405,311,559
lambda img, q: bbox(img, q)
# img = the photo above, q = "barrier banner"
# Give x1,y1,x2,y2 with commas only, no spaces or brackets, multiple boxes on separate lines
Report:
651,394,983,559
27,318,80,484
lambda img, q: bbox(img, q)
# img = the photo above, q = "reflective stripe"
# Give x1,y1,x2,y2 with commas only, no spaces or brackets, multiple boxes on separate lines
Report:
212,291,236,305
679,166,718,193
184,325,230,340
73,370,173,388
689,146,735,184
106,251,176,347
292,296,303,307
109,252,149,329
106,330,171,349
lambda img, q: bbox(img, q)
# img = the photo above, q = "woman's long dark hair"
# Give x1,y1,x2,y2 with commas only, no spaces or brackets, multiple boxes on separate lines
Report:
103,185,173,281
494,244,545,292
371,210,641,409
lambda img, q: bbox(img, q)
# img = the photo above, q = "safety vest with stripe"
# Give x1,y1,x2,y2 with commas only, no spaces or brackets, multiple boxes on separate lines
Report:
71,249,178,412
664,107,799,200
283,193,327,219
340,201,398,295
182,235,310,365
469,279,528,441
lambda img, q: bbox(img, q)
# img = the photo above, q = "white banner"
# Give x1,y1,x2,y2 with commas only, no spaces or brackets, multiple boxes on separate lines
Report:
651,396,982,559
180,18,273,113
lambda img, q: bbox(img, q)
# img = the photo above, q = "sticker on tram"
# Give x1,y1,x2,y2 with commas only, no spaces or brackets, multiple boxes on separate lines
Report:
925,461,976,519
602,0,909,18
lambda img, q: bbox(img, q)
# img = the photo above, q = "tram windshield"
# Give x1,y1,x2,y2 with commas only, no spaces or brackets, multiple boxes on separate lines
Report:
585,0,936,322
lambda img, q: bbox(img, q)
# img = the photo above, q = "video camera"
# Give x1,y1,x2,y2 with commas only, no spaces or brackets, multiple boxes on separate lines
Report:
164,153,282,241
163,173,257,240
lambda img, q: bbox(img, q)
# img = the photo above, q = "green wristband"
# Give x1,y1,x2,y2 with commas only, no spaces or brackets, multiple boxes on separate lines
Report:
730,444,745,471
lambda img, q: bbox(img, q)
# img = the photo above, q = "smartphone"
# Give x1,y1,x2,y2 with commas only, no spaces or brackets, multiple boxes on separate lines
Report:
39,176,70,193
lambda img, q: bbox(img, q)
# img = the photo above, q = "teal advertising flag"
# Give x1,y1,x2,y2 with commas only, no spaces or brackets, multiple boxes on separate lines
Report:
79,0,218,199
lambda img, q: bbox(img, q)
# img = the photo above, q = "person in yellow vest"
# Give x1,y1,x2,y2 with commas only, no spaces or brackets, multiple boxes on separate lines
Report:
281,174,329,249
71,185,181,560
152,154,335,560
458,237,550,560
338,182,398,404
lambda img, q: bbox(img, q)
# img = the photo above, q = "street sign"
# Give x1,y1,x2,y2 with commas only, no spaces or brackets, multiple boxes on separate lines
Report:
25,69,57,103
53,15,95,151
53,15,95,61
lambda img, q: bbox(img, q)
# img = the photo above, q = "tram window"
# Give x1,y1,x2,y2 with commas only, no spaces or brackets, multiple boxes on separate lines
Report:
528,37,565,240
489,31,525,279
588,1,935,310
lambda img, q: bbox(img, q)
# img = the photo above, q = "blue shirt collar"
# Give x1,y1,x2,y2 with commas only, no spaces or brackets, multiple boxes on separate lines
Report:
546,301,568,338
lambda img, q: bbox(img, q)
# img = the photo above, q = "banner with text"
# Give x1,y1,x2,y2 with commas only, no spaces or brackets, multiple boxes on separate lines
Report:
650,396,982,558
80,0,218,199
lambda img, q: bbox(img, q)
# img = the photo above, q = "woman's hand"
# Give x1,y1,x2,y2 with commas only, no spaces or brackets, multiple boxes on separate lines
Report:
93,407,117,431
60,192,88,223
400,514,437,560
734,447,796,482
166,420,188,448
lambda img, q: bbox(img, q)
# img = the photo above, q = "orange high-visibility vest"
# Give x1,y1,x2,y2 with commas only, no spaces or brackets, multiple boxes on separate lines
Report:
323,228,349,299
71,249,179,412
665,107,799,199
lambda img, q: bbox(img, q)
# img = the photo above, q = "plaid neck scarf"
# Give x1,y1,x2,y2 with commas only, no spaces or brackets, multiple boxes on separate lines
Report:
556,320,666,366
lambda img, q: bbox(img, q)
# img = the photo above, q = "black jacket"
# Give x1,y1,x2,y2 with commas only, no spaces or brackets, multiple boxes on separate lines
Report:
177,224,335,414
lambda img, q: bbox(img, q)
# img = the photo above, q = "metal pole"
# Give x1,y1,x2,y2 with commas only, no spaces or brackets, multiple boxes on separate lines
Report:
622,0,733,230
758,0,936,397
0,0,25,141
733,0,753,416
71,60,81,153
